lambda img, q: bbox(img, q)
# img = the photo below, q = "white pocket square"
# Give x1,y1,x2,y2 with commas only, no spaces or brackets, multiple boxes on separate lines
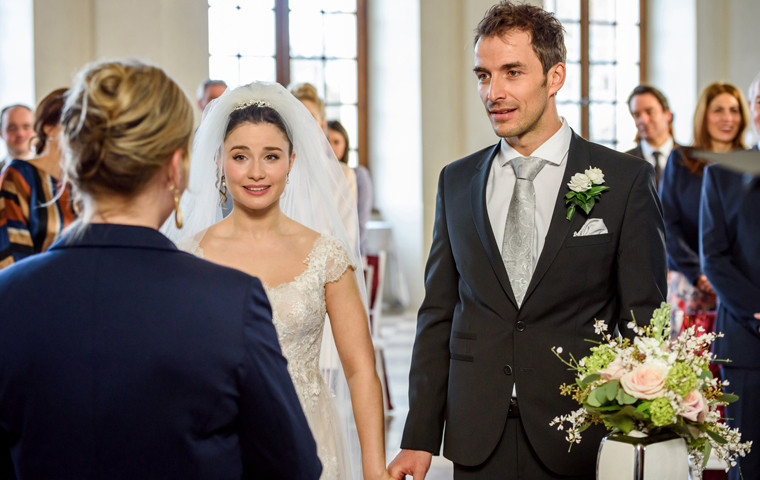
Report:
573,218,608,237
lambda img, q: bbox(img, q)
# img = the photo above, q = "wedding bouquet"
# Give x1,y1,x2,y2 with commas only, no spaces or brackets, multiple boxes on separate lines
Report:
550,303,752,470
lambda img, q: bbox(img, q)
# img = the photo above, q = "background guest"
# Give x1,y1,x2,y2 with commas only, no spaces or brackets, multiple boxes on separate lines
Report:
288,82,358,199
0,104,34,170
659,82,748,333
0,89,76,269
700,160,760,480
289,81,358,243
625,85,678,187
749,71,760,150
0,58,321,479
328,119,373,255
196,78,227,112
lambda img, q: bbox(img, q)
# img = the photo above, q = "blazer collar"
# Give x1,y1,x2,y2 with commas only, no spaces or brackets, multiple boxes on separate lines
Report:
470,143,518,305
49,224,178,252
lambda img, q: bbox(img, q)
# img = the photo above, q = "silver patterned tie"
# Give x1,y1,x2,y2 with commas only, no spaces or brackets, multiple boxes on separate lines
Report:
502,156,548,306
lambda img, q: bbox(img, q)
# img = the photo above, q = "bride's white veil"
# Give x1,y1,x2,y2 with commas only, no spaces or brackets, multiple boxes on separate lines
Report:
161,81,366,476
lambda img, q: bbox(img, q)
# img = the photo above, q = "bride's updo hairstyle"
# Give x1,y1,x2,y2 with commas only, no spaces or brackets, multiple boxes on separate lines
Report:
224,103,294,156
61,59,193,218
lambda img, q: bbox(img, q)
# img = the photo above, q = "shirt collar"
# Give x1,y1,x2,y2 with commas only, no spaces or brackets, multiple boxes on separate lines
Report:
497,118,571,167
641,136,674,158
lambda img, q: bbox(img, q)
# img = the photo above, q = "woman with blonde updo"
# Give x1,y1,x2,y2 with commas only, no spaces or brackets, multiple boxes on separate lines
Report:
0,59,321,479
0,88,76,268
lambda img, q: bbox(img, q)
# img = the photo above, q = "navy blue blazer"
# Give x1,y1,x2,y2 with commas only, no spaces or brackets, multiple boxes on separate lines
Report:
700,165,760,368
0,224,321,479
659,147,705,284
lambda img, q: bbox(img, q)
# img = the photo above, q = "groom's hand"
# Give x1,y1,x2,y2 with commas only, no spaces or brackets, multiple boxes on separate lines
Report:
388,449,432,480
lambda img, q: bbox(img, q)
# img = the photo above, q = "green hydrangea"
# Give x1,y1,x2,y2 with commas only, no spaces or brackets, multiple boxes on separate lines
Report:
666,362,698,396
650,397,675,427
580,345,616,377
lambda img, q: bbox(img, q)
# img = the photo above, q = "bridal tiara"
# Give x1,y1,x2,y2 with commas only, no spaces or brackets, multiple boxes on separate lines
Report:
233,99,272,111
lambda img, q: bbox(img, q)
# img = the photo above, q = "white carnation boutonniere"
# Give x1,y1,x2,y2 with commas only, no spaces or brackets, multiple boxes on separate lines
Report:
565,167,610,221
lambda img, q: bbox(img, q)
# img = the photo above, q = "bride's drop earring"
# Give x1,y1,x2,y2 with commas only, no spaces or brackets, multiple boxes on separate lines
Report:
286,172,290,184
218,174,228,205
170,185,183,229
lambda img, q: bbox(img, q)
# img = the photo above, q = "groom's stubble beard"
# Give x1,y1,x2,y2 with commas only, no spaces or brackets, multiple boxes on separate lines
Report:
488,74,551,140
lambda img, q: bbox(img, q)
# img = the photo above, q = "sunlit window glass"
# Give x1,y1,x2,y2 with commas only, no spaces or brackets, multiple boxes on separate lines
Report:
208,0,362,166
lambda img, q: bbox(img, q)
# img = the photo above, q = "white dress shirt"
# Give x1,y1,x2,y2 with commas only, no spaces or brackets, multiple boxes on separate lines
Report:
486,119,571,399
486,119,571,275
640,136,674,171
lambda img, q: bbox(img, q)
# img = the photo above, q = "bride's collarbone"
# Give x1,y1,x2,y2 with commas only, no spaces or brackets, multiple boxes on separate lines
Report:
201,235,316,286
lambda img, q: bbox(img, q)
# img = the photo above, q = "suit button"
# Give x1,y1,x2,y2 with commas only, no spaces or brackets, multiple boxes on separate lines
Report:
516,321,526,332
503,365,513,376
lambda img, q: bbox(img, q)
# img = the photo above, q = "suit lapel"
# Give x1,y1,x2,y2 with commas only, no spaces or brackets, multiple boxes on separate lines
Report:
523,132,590,303
470,144,519,307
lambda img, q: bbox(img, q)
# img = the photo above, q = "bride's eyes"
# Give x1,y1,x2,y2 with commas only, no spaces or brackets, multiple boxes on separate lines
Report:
232,153,247,161
265,153,280,161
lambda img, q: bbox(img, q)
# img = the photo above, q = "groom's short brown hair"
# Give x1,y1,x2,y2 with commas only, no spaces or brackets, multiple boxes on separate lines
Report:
474,1,566,75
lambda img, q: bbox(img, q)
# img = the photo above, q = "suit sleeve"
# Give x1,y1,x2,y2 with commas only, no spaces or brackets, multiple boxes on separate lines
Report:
659,150,701,284
617,161,667,330
0,428,16,479
700,167,760,320
400,168,458,454
237,279,322,479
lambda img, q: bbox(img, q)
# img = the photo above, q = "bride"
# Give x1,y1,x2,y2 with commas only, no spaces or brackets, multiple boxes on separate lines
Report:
163,82,389,480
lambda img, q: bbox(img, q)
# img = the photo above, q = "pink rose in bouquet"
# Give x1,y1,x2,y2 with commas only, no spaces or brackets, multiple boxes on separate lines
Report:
620,362,668,399
598,356,626,381
682,390,708,423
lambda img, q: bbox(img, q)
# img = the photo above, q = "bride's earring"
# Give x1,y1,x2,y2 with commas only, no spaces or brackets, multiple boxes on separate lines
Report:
170,184,183,229
218,174,228,205
286,172,290,184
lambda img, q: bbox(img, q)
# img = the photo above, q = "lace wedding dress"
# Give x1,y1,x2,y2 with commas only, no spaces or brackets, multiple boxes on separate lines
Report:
179,232,354,479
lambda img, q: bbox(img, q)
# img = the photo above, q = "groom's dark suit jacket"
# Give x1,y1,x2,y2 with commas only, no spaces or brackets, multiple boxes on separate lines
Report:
0,224,321,479
401,132,667,476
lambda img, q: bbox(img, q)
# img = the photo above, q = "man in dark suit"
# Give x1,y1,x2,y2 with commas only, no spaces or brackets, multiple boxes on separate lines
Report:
699,71,760,480
388,2,666,479
625,85,678,187
0,224,322,479
700,163,760,480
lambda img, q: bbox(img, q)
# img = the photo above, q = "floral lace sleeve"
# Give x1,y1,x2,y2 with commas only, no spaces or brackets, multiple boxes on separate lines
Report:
313,235,357,285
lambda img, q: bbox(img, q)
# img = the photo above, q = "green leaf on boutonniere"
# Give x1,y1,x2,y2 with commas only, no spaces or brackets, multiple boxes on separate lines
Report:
587,185,610,195
566,204,576,221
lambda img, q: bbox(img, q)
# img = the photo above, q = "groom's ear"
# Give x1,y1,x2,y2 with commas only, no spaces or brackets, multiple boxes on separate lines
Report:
547,62,566,97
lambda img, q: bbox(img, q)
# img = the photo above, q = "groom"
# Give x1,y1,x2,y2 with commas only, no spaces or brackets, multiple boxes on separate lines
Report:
389,2,666,479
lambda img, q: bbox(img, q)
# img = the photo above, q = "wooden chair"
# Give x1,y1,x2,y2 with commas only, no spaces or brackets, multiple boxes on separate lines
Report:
363,251,392,412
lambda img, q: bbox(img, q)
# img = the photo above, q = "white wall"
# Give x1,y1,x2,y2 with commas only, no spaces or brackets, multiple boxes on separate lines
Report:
646,0,697,146
647,0,760,146
696,0,760,146
367,0,425,307
32,0,209,124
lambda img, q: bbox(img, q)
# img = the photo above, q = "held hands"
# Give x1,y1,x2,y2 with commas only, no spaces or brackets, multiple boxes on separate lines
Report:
388,449,432,480
696,275,715,296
